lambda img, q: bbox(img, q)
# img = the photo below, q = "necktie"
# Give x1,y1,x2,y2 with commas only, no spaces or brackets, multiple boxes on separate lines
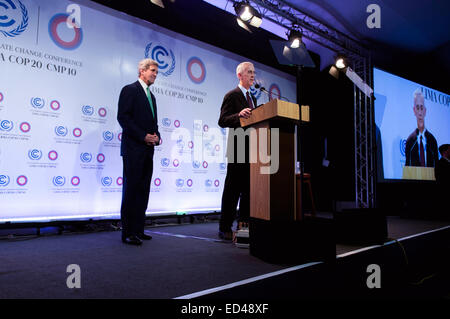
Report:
246,91,254,109
146,86,155,118
419,135,425,167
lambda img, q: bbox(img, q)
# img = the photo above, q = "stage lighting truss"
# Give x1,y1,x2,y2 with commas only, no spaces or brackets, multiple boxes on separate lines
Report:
225,0,376,209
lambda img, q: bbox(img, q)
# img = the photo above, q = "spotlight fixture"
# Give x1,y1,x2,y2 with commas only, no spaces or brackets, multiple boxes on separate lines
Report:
287,28,303,49
150,0,165,8
234,1,262,29
335,55,347,69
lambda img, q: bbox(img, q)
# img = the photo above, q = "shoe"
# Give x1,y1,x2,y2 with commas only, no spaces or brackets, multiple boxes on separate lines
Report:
138,232,153,240
122,235,143,246
218,231,233,240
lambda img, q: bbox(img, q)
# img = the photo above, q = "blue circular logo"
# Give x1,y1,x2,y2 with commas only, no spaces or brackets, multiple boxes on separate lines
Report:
82,105,94,116
0,0,28,38
0,119,13,131
176,179,184,187
192,161,201,169
55,125,68,137
400,139,406,157
53,176,65,187
103,131,114,141
28,149,42,160
145,42,175,77
162,117,171,127
161,158,170,167
80,152,92,163
101,176,112,187
31,97,45,109
186,56,206,84
0,174,10,186
205,179,212,187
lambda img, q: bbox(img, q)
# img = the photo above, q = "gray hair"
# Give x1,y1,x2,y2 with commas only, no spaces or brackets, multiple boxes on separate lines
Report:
138,58,158,76
236,61,253,78
413,88,424,102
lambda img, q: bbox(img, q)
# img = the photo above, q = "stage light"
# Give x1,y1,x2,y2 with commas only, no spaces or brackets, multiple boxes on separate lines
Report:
287,28,303,49
150,0,164,8
234,1,262,29
335,55,347,69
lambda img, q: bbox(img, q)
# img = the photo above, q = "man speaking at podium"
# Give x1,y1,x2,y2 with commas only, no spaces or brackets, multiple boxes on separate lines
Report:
117,58,161,245
405,89,438,168
217,61,257,240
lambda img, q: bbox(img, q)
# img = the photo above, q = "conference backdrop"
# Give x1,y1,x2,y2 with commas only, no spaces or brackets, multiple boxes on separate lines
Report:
0,0,297,222
374,68,450,180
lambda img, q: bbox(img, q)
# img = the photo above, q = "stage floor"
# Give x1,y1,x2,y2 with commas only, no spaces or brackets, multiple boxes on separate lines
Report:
0,214,449,299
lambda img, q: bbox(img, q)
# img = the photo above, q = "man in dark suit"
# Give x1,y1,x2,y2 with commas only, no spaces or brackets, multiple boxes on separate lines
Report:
405,89,439,167
218,62,257,240
435,144,450,186
117,58,161,245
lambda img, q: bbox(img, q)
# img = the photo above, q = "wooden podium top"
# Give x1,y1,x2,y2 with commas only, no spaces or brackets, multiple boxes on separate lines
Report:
402,166,435,180
240,99,300,128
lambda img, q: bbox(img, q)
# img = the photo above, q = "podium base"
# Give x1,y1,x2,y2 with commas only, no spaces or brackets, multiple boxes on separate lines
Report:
249,217,335,265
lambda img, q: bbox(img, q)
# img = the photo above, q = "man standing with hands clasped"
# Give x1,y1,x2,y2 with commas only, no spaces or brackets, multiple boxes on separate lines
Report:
218,61,257,240
117,58,161,245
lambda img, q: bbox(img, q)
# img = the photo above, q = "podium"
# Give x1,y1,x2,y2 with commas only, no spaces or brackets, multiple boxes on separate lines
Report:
240,98,302,221
402,166,435,180
240,99,335,264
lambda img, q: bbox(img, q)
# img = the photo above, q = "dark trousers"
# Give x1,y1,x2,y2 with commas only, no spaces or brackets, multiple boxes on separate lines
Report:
120,150,154,239
219,163,250,232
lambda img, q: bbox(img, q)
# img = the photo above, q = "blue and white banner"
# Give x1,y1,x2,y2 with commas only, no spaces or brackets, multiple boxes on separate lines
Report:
0,0,297,222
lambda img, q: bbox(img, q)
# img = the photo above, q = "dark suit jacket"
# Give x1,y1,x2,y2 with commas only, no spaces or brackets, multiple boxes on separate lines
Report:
218,87,257,163
117,81,161,156
405,128,439,167
435,157,450,186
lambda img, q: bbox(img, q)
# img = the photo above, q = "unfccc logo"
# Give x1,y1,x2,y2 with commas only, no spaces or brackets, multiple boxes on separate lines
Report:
31,97,45,109
250,85,262,100
0,174,10,186
28,149,42,160
53,176,66,187
400,139,406,157
0,0,28,38
101,176,113,187
82,105,94,116
186,57,206,84
55,125,68,137
0,119,13,131
145,42,175,77
103,131,114,142
48,11,82,50
80,152,92,163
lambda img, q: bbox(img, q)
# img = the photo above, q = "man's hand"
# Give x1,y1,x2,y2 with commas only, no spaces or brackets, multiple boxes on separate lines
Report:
239,108,252,119
145,133,159,146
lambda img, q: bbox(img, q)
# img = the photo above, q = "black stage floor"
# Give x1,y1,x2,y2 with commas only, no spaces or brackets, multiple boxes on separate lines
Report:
0,214,449,299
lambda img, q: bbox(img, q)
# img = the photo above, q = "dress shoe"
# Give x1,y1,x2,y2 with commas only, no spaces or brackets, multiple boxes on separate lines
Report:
218,231,233,240
138,232,153,240
122,235,143,246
